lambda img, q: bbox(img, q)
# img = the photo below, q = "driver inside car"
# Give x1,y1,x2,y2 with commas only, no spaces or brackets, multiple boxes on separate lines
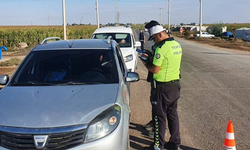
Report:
80,54,112,82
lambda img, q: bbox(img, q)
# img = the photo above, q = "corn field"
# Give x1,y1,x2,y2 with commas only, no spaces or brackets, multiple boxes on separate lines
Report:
0,25,97,48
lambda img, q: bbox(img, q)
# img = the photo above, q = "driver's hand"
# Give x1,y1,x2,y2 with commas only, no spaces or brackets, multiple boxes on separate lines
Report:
119,39,126,44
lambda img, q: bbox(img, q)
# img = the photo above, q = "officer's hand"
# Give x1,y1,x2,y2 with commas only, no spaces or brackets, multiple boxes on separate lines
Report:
141,53,148,58
144,50,152,56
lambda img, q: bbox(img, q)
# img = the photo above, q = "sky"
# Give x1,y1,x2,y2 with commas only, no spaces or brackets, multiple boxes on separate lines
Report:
0,0,249,26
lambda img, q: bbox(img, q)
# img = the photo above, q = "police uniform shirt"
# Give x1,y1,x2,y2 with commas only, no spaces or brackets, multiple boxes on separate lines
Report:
153,37,182,82
139,32,144,42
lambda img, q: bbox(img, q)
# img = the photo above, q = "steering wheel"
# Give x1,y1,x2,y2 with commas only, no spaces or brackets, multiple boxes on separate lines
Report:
91,68,104,73
80,68,106,82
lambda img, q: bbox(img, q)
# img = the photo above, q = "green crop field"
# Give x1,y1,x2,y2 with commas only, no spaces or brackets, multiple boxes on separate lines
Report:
0,25,97,48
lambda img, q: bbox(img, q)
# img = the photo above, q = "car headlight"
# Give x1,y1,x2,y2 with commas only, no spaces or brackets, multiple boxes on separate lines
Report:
84,105,121,143
124,54,133,62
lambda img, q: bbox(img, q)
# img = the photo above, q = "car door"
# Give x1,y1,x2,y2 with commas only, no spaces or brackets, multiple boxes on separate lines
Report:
115,45,131,93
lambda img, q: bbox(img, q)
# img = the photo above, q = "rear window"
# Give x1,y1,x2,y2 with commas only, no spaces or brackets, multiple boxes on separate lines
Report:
10,49,119,86
93,33,131,48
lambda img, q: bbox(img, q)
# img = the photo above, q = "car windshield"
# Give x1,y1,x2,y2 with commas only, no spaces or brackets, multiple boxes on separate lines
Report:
92,33,131,48
10,49,119,86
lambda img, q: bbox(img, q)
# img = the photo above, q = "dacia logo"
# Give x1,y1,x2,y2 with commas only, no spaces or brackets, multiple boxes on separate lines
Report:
34,135,48,149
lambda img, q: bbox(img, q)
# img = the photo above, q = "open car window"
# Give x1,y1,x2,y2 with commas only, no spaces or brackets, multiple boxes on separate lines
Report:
10,50,119,86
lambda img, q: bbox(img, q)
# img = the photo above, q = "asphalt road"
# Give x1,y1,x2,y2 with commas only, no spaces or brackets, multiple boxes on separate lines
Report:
129,30,250,150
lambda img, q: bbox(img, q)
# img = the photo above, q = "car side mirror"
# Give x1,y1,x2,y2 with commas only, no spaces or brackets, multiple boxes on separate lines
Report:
0,75,9,85
126,72,139,82
134,41,141,47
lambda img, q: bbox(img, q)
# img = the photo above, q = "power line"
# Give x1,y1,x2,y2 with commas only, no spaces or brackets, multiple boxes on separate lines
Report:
159,7,163,25
170,1,199,15
171,0,196,10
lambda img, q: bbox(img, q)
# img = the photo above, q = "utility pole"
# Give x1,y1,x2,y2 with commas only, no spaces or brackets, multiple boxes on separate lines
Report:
158,7,163,25
168,0,171,33
114,0,118,26
79,15,84,25
117,12,120,25
62,0,67,40
199,0,202,37
96,0,100,28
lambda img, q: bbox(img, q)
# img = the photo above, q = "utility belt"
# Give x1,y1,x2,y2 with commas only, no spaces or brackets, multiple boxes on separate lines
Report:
151,79,179,88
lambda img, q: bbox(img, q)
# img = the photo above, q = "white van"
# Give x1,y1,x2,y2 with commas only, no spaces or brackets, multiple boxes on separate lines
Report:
92,26,141,72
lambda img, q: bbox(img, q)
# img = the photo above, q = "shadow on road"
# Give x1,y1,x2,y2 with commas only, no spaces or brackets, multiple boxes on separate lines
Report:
179,145,201,150
129,122,153,150
130,122,200,150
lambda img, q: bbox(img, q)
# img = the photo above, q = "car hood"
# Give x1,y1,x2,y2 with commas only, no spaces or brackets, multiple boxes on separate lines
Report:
120,47,134,57
0,84,119,128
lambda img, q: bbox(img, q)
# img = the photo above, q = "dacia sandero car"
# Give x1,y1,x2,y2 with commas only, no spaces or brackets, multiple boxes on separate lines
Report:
92,26,141,72
0,37,139,150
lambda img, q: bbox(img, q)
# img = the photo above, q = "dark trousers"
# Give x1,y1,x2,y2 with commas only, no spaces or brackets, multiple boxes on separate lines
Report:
140,41,144,50
150,81,181,149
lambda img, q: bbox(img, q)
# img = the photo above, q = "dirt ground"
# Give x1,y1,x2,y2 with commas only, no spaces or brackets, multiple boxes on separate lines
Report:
0,47,31,75
0,48,30,88
172,32,250,52
0,67,16,89
0,67,17,75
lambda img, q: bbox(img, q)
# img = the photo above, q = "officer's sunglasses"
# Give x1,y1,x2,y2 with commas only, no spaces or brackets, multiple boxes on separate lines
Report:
153,33,159,40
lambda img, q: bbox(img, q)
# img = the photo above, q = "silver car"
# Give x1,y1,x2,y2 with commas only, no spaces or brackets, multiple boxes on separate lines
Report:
0,37,139,150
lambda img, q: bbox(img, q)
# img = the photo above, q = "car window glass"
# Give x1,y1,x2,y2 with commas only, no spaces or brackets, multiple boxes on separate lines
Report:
93,33,131,48
115,34,127,39
11,50,119,85
93,34,109,39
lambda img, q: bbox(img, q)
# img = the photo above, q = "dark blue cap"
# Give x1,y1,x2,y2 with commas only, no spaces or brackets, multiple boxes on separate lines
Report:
145,20,160,29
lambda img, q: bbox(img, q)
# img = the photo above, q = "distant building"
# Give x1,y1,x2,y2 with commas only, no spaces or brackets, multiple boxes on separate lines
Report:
180,25,209,32
234,28,250,41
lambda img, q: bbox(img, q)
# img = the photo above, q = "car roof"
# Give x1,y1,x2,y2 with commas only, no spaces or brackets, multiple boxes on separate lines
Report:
93,26,133,34
32,39,113,51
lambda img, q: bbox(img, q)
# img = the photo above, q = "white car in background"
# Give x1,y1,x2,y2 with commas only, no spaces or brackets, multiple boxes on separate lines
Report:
195,32,215,38
92,27,141,72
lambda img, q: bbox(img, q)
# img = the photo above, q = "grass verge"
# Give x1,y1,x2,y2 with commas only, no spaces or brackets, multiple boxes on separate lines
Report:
0,58,22,67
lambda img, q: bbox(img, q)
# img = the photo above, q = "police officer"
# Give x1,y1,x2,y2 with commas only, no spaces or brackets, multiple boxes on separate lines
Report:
142,25,182,150
139,29,145,50
142,20,160,131
144,20,160,83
